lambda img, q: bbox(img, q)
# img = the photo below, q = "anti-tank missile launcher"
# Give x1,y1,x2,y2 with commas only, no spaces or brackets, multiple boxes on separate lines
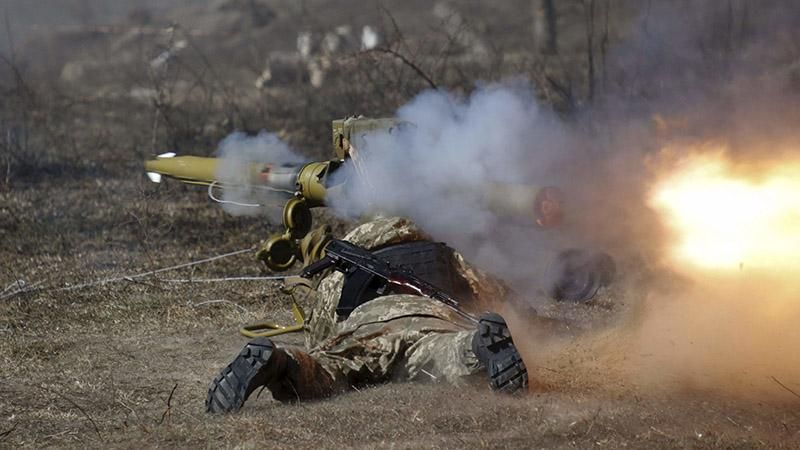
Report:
144,116,566,272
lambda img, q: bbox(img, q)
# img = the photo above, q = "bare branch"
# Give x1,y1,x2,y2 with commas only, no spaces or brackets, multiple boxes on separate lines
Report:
771,376,800,401
364,46,438,91
158,383,178,425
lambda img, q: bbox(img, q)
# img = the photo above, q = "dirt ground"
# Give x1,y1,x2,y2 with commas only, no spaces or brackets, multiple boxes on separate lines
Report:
2,1,800,448
2,181,798,450
2,177,798,449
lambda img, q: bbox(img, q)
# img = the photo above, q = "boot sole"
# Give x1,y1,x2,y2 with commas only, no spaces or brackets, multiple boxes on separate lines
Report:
206,338,275,414
473,313,528,393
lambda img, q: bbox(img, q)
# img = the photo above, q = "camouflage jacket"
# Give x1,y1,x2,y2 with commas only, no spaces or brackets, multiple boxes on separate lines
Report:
294,216,511,348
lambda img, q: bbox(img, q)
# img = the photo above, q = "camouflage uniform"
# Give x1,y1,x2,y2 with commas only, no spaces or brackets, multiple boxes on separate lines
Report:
206,217,526,412
292,216,511,387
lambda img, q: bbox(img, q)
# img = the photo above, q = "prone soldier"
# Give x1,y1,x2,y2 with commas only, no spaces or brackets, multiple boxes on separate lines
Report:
205,216,529,412
143,117,613,411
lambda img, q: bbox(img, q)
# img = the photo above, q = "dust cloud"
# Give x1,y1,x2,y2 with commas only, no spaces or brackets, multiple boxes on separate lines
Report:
212,0,800,402
520,1,800,402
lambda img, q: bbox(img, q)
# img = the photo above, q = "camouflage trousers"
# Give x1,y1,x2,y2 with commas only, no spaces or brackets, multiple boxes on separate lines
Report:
279,216,507,392
299,294,482,390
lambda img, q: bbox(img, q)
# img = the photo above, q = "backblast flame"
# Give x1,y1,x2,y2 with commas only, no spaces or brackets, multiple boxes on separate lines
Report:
650,152,800,272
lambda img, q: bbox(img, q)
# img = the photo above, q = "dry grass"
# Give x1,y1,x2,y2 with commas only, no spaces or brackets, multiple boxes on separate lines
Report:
2,1,800,448
3,127,798,449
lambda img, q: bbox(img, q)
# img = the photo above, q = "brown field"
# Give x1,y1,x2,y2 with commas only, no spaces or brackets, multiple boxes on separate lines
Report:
2,1,800,448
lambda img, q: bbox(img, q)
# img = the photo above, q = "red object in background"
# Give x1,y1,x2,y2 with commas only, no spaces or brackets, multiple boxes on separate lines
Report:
534,186,563,228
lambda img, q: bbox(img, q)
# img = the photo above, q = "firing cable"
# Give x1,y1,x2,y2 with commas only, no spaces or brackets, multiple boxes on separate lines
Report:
206,181,297,208
207,182,261,208
0,247,288,300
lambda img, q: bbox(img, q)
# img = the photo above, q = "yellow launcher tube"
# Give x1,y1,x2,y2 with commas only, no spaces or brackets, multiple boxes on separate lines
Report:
145,156,220,185
144,156,303,191
145,156,562,227
145,155,334,204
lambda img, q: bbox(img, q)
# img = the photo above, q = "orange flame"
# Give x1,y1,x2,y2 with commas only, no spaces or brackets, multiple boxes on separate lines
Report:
649,148,800,272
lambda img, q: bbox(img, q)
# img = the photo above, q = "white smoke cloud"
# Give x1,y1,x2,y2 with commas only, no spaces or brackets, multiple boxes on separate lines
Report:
327,83,592,294
214,131,305,218
212,84,618,296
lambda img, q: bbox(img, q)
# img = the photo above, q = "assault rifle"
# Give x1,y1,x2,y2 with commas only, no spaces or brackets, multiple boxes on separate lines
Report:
302,239,479,324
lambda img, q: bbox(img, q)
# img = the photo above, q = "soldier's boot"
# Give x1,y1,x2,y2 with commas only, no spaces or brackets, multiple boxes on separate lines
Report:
472,312,528,393
205,338,335,413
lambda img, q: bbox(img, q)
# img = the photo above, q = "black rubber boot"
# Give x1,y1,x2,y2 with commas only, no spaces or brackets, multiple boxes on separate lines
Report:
206,338,287,414
472,312,528,393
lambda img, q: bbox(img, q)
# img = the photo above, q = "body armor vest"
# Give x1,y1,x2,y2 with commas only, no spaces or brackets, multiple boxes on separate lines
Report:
337,241,475,318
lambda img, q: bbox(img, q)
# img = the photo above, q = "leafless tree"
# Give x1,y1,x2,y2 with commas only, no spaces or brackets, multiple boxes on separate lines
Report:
532,0,558,54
